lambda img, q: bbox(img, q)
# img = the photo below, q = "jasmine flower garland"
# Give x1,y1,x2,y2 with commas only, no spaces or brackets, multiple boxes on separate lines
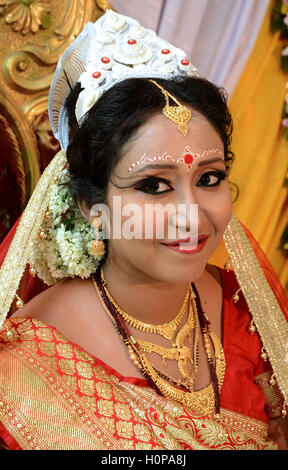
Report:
30,168,103,285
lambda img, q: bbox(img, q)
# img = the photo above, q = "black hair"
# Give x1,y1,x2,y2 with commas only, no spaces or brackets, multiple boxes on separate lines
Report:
64,76,237,206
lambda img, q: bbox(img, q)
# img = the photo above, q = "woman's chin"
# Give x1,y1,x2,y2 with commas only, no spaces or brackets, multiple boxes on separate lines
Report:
146,249,207,284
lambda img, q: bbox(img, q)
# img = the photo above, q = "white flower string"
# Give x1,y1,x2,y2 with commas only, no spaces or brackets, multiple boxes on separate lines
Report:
30,167,102,285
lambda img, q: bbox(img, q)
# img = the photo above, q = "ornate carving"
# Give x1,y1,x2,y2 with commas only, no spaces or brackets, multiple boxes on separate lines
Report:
0,0,51,35
33,111,59,152
0,112,26,205
25,95,60,171
0,87,41,197
96,0,112,11
0,111,26,241
2,0,104,92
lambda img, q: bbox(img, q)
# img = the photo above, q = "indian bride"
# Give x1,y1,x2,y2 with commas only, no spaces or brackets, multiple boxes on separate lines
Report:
0,10,287,451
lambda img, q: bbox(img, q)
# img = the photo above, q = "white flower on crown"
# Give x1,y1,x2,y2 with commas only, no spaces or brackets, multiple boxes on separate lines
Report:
101,9,128,33
75,64,111,122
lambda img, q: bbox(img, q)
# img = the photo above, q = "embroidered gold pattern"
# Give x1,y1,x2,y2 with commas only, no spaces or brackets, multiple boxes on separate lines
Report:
96,382,113,400
97,399,114,417
116,420,134,439
78,378,95,396
55,343,74,359
39,341,56,356
114,402,132,421
76,361,94,379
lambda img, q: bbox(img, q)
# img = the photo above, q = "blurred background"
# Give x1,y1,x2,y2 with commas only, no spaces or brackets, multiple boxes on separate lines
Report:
0,0,287,291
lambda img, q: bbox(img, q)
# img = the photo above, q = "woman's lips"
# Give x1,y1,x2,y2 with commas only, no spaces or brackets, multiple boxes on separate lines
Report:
161,235,209,254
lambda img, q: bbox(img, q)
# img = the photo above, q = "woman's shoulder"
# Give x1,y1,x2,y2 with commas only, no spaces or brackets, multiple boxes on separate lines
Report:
11,276,93,324
207,263,240,294
206,263,222,284
205,263,237,295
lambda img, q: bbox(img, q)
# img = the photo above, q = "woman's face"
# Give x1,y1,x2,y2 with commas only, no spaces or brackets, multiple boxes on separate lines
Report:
102,111,233,284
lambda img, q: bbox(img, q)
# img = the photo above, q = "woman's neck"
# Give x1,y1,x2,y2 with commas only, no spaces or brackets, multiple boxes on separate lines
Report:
101,259,194,325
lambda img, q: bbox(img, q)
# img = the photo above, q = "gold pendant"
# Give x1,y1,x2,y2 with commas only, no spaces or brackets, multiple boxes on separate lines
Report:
134,332,225,416
137,298,196,381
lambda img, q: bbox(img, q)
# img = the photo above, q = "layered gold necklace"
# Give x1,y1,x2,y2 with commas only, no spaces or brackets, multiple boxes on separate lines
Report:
92,268,226,416
114,282,190,342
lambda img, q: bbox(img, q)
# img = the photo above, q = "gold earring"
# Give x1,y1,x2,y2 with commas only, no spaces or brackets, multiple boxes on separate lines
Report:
224,258,231,272
90,212,106,257
232,288,241,303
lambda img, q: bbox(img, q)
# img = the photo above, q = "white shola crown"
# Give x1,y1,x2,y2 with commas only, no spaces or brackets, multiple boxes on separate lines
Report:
49,9,198,150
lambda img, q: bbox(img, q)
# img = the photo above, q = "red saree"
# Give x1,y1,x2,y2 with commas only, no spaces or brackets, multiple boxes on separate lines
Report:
0,266,280,450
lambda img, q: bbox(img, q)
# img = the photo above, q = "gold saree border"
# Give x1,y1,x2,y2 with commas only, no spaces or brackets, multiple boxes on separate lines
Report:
223,214,288,407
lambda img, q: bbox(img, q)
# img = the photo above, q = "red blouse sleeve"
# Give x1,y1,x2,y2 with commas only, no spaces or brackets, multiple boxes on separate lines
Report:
219,266,284,423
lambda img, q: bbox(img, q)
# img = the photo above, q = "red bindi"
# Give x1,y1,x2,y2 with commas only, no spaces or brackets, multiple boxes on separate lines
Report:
184,154,194,164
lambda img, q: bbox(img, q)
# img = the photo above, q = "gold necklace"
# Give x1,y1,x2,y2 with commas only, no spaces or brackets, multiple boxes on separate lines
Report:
92,269,226,416
100,267,191,342
135,295,197,388
95,270,199,389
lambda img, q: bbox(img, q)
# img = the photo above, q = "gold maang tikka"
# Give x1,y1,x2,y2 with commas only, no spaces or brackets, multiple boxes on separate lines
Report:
149,80,192,136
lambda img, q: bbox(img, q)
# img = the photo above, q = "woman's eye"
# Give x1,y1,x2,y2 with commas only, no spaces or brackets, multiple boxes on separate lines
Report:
135,177,173,195
197,170,227,187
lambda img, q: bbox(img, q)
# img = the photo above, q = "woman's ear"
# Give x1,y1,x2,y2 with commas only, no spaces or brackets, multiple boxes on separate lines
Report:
77,199,92,223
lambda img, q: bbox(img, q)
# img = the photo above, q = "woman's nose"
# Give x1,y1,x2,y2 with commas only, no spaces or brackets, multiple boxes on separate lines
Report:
171,187,201,234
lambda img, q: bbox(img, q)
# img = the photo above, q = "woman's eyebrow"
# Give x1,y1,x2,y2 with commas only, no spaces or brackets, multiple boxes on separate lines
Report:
132,163,176,175
197,157,226,167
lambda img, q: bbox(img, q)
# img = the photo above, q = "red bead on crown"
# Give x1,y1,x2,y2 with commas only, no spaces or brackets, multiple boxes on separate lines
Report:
92,71,101,79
